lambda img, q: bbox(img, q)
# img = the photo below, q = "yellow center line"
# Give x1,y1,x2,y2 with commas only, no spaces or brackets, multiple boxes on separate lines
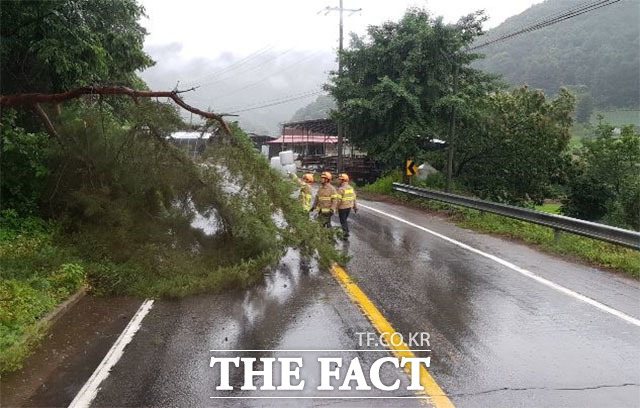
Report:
330,264,455,408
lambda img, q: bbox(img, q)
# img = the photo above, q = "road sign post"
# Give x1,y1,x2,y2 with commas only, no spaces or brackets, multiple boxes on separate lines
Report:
405,160,418,177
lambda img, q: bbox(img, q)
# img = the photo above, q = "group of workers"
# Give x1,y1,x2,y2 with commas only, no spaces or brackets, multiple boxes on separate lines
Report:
295,171,358,239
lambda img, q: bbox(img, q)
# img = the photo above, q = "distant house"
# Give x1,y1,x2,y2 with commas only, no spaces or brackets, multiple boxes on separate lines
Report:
169,131,212,157
246,132,278,151
267,119,339,158
169,131,278,157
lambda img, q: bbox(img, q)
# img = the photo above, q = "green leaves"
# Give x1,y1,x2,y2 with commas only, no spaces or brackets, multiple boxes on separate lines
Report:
0,0,153,94
329,8,493,166
0,110,52,214
563,124,640,229
453,87,574,205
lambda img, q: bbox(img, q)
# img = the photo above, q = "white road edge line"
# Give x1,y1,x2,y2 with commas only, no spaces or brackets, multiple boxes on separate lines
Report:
68,299,155,408
359,203,640,327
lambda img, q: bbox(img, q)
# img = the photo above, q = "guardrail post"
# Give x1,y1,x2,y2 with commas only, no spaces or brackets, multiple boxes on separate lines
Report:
391,182,640,250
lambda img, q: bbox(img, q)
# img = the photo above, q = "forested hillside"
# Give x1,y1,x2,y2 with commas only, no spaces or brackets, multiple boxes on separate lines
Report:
474,0,639,109
289,95,336,122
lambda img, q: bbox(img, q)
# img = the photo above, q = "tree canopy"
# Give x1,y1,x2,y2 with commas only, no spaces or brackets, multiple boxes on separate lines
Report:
328,8,498,166
290,95,336,122
330,7,577,205
450,87,574,204
563,124,640,229
0,0,153,95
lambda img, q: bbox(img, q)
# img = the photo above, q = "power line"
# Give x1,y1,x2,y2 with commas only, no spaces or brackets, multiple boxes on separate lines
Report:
223,89,325,114
213,51,324,100
478,0,606,43
220,88,322,111
230,91,324,114
181,44,275,87
320,1,362,173
196,48,296,89
469,0,621,51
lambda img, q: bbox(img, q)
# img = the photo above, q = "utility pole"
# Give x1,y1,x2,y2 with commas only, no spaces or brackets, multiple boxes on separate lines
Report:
320,1,361,173
445,63,458,193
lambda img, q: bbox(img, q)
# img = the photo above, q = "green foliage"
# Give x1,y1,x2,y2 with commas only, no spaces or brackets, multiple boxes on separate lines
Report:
0,0,153,95
535,202,561,214
6,102,340,298
457,210,639,277
575,92,594,124
328,8,499,166
372,192,639,277
0,110,51,214
0,211,85,374
453,87,575,204
361,170,403,194
290,95,336,121
563,124,640,229
562,174,613,221
590,110,640,127
474,0,639,108
205,124,342,270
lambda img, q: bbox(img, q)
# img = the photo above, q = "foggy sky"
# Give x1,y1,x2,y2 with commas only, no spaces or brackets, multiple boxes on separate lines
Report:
138,0,543,135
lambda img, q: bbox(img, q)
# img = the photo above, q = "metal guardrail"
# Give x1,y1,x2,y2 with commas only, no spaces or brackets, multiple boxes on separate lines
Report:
392,183,640,250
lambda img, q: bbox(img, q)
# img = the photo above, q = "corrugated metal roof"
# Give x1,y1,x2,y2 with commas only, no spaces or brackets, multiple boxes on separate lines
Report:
267,135,338,144
170,131,212,139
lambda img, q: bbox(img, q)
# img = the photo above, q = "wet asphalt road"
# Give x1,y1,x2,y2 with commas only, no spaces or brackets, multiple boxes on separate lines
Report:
345,200,640,407
2,197,639,407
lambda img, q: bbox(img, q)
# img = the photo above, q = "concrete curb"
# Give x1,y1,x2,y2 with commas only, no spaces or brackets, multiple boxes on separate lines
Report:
1,286,88,375
39,286,88,327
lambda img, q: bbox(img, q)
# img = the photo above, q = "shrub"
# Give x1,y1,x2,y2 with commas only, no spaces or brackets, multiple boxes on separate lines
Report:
361,170,403,194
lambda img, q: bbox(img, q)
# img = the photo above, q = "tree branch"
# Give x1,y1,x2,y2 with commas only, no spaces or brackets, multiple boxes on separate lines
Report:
31,103,62,142
1,86,231,134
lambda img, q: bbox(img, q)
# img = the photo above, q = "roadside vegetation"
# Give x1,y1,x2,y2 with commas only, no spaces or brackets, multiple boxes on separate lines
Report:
0,211,86,373
328,6,638,277
360,171,640,278
0,0,339,374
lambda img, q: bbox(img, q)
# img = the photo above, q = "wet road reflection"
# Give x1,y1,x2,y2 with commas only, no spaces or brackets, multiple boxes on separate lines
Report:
90,249,422,407
344,200,640,408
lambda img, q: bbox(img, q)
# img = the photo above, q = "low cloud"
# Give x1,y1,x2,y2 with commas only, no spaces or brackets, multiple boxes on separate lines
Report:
140,45,335,135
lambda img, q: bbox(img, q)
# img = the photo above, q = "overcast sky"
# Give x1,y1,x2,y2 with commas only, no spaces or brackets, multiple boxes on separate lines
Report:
138,0,544,134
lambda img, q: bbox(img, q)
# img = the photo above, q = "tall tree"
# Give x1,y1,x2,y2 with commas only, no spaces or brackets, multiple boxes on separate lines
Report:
563,124,640,229
327,8,497,166
0,0,155,211
452,87,575,204
0,0,153,95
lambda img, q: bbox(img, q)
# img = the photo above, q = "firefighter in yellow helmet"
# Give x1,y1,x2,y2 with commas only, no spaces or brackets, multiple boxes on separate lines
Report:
336,173,357,239
311,171,338,228
298,173,314,212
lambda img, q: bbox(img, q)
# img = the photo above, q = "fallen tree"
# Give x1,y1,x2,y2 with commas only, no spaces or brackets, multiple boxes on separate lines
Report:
0,85,232,138
1,88,341,299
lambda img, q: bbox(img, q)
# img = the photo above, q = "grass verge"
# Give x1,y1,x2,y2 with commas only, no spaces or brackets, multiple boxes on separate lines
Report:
0,210,86,375
359,182,640,278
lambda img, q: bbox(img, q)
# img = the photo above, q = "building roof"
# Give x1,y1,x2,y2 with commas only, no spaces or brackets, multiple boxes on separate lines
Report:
267,135,338,144
170,131,212,139
282,118,337,135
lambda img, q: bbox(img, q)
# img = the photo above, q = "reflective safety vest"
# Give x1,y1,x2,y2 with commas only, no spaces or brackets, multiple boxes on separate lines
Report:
299,182,312,211
313,183,338,214
337,183,357,209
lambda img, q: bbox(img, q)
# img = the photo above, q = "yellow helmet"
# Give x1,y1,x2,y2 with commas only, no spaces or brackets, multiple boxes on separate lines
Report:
321,171,333,180
303,173,314,183
338,173,349,182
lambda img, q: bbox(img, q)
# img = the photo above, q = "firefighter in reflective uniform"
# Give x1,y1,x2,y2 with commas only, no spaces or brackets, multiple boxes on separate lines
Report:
299,173,314,212
336,173,357,239
311,171,338,228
